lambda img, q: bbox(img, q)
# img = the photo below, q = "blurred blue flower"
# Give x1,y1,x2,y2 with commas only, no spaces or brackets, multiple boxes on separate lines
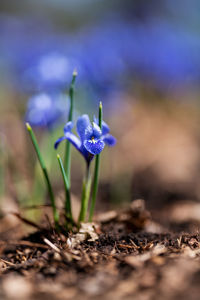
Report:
55,114,116,164
78,16,200,92
25,92,68,129
22,52,79,92
1,13,200,97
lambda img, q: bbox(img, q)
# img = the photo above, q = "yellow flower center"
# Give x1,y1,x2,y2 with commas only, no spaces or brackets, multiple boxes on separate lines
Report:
91,136,96,143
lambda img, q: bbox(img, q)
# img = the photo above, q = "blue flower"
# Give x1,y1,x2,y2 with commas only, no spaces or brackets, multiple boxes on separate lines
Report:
55,114,116,163
25,92,68,129
22,52,78,92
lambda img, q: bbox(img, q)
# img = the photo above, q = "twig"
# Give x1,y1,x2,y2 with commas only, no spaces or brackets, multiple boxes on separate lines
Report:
43,238,61,253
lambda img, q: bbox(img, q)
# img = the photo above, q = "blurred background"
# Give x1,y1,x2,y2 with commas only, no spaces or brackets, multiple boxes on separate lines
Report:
1,0,200,228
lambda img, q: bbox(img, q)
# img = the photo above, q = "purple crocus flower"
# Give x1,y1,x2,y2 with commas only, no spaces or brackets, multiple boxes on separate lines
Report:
55,114,116,164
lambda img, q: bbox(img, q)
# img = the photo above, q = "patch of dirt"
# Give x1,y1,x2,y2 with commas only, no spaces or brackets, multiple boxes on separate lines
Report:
1,200,200,300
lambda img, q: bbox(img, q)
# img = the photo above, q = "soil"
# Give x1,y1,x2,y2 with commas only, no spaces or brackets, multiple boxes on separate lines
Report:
1,200,200,300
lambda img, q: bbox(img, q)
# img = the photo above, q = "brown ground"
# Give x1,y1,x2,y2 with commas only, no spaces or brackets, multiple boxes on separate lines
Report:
1,200,200,300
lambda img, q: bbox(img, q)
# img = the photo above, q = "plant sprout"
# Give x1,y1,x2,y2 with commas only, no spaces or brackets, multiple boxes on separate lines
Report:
26,123,59,228
55,104,116,224
26,72,116,229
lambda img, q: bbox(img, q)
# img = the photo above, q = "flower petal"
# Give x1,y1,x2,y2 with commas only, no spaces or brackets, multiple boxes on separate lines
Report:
84,124,93,140
83,139,105,155
76,114,91,141
64,121,73,134
65,132,82,151
102,134,116,146
92,122,102,139
80,145,94,162
84,123,102,141
93,115,110,135
54,136,67,149
102,121,110,135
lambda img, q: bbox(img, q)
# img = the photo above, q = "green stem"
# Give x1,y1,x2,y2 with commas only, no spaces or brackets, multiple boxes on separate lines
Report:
88,155,100,221
64,70,77,185
63,71,77,221
89,102,103,222
57,154,73,223
78,164,92,224
26,123,59,227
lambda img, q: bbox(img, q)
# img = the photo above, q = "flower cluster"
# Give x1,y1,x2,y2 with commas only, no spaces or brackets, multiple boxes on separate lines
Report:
55,114,116,164
1,12,199,105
